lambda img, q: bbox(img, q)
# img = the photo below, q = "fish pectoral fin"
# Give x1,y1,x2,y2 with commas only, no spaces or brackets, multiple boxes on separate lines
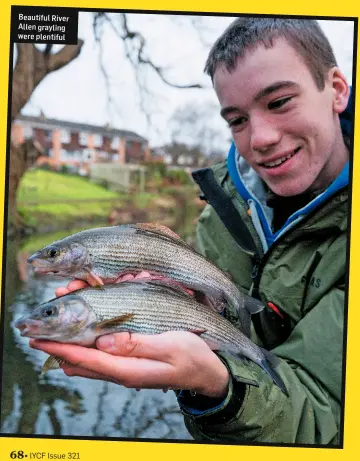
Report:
86,271,104,287
94,313,134,332
41,355,66,376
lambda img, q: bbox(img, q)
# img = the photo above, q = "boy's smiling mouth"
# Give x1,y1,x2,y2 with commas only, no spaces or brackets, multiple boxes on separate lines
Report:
260,147,302,169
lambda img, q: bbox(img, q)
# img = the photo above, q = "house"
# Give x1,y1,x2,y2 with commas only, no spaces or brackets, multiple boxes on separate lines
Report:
151,143,207,171
11,115,150,174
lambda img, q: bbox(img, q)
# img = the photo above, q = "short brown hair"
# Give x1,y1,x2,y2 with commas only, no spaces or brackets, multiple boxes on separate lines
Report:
205,18,337,90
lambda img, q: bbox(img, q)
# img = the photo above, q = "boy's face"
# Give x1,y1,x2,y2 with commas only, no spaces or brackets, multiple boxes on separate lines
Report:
213,38,349,196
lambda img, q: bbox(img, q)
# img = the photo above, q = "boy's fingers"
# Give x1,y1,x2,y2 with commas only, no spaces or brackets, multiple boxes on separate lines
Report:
62,364,113,381
31,339,172,387
67,280,89,291
55,287,70,297
55,280,89,297
134,271,152,279
115,274,135,282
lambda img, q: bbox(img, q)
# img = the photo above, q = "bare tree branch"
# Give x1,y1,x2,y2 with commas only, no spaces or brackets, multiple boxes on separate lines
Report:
48,40,84,72
93,14,113,120
99,13,203,89
11,41,84,120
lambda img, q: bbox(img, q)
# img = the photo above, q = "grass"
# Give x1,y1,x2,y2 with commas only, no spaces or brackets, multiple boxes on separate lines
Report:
15,169,203,235
20,226,94,253
17,169,119,202
16,169,123,229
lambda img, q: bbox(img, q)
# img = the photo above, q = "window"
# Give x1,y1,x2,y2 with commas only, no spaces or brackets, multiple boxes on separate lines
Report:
83,148,94,161
60,129,71,144
44,129,52,142
79,132,88,146
98,150,109,159
60,150,84,161
93,134,102,147
111,137,120,149
59,149,68,161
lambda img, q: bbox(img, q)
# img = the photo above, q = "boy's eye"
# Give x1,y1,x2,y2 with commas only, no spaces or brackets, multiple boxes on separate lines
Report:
228,116,247,128
268,96,293,110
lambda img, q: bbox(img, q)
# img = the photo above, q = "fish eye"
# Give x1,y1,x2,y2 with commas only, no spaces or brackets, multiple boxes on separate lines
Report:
47,247,59,258
42,306,57,317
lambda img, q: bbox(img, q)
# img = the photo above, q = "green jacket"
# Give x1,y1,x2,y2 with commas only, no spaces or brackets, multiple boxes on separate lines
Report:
178,161,348,446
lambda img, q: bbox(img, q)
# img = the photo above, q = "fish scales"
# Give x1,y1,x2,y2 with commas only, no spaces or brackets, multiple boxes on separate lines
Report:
94,237,229,290
27,225,267,338
15,281,288,395
95,229,230,289
79,285,252,351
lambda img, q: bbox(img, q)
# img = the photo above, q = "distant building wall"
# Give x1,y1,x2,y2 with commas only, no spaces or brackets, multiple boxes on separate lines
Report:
11,116,150,174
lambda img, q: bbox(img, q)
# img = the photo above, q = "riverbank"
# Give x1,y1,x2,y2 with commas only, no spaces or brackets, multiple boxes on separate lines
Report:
14,169,205,243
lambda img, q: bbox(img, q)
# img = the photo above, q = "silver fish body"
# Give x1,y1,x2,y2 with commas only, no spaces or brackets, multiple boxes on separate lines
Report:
15,280,288,395
27,224,264,337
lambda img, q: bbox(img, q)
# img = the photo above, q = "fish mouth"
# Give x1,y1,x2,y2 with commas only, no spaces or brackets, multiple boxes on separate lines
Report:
32,267,60,275
27,252,41,264
27,253,60,274
14,318,45,337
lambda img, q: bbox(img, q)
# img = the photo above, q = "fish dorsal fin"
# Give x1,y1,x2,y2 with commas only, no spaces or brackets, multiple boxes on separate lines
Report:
131,223,196,252
94,313,134,332
136,223,182,240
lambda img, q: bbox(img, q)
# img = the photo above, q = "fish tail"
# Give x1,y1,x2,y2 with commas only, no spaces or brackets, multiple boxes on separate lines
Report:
259,349,289,397
232,291,265,338
221,344,288,396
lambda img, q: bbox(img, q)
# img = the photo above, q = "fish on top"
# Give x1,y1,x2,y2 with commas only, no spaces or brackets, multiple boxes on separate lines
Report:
27,223,265,338
15,280,288,396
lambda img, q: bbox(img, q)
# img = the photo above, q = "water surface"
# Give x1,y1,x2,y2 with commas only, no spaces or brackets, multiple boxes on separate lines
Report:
1,235,192,440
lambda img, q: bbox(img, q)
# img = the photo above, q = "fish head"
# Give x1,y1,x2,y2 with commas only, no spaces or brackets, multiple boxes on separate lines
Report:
14,295,96,342
27,241,89,278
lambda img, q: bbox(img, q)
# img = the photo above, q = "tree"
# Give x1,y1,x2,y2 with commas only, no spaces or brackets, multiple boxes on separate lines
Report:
9,12,208,234
10,42,84,230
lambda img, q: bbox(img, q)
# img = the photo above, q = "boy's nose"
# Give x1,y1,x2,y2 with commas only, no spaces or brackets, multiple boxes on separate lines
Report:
250,117,281,153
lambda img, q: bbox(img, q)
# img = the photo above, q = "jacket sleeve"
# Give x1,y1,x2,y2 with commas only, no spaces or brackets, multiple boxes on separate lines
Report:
178,287,344,445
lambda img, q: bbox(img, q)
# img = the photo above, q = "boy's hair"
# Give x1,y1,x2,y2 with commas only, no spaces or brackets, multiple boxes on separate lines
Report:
205,18,337,90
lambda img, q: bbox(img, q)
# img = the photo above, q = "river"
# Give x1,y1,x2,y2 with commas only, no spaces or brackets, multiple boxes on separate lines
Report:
1,228,198,440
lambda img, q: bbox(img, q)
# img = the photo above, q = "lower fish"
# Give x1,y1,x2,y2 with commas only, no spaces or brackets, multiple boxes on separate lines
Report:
15,280,288,396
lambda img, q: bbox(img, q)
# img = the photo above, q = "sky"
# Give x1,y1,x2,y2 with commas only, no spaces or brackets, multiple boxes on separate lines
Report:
19,12,355,152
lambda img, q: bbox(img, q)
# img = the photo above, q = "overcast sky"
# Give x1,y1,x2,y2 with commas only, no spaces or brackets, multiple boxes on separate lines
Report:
19,13,355,151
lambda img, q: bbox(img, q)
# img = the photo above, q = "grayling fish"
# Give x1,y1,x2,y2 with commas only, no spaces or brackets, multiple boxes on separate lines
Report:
15,280,288,396
27,223,264,338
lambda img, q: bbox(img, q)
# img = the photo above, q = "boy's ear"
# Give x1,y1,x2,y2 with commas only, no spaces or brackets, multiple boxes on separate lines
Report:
329,67,350,114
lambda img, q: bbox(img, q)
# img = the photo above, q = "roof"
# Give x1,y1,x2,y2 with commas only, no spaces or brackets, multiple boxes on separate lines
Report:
16,114,147,143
